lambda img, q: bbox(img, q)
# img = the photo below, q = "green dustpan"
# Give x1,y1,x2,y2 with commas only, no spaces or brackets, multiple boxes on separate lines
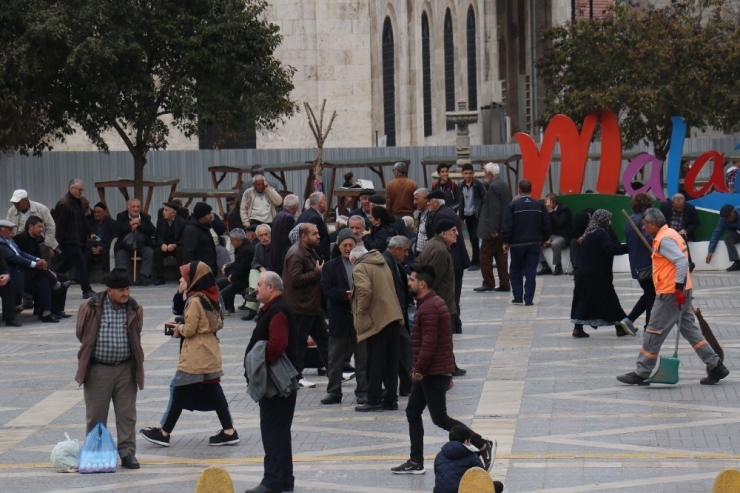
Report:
649,312,681,385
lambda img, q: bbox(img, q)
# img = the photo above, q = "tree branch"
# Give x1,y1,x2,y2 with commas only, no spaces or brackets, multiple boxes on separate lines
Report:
110,120,136,155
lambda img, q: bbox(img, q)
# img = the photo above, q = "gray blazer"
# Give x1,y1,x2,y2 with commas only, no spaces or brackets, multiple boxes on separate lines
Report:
477,177,512,239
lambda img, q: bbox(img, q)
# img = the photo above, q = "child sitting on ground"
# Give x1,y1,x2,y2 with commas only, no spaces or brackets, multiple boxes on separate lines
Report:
434,425,503,493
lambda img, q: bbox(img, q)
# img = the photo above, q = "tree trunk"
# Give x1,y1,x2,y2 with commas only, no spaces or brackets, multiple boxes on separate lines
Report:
133,152,146,201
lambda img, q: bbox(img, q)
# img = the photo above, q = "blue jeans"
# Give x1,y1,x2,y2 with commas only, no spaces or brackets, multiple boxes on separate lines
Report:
509,244,541,303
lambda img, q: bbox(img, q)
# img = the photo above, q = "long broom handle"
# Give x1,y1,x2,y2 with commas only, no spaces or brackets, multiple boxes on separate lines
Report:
621,210,654,253
674,306,682,357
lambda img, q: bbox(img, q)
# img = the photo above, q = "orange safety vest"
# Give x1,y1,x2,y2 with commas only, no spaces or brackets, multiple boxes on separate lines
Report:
652,225,692,294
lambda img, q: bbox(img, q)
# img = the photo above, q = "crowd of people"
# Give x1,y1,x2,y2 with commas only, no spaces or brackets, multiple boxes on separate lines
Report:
7,162,739,492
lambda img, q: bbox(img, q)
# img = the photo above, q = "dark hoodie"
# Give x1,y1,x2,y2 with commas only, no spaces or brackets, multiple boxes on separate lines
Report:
433,441,483,493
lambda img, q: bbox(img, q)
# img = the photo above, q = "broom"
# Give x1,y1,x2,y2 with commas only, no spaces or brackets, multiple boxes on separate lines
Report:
649,312,681,384
693,307,724,362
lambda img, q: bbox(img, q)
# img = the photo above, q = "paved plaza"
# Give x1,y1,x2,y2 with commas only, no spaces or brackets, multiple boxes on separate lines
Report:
0,269,738,492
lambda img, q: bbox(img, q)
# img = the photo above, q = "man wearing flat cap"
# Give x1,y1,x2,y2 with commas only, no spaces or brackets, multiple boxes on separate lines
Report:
76,268,144,469
6,189,58,257
182,202,218,274
348,189,376,224
0,220,20,326
707,204,740,272
153,202,186,285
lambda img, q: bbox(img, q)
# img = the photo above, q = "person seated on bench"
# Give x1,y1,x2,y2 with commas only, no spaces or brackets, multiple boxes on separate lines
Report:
216,228,253,316
707,204,740,272
85,202,115,283
13,216,71,319
0,220,69,323
537,194,573,276
660,193,699,272
154,202,186,285
114,199,156,286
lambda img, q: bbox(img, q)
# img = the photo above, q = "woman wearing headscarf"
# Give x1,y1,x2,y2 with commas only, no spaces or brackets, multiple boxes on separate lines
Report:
623,193,656,334
570,209,632,338
362,206,396,252
140,261,239,447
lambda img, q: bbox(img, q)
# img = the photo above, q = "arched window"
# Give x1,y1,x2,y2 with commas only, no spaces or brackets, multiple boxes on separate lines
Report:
444,10,455,131
467,6,477,112
382,17,396,147
422,12,432,137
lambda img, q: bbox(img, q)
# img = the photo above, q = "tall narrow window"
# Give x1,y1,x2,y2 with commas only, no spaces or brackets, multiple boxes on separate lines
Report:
382,17,396,147
467,6,478,112
444,10,455,131
422,13,432,137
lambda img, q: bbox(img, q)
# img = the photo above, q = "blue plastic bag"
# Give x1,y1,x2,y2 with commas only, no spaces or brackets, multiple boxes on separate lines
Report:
78,423,117,474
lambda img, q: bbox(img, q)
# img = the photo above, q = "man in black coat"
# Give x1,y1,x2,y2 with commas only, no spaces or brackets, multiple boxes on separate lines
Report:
660,193,699,270
114,198,156,285
54,179,95,298
270,194,299,276
217,228,254,313
383,235,413,396
538,194,574,276
427,190,471,338
85,202,115,281
153,202,186,285
0,244,19,326
182,202,218,275
296,192,330,260
348,189,375,225
319,229,365,405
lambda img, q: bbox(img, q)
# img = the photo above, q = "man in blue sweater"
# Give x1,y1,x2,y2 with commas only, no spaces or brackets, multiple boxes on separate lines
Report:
706,204,740,272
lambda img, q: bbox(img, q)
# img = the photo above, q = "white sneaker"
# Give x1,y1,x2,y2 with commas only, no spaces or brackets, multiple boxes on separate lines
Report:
342,372,356,382
298,378,316,388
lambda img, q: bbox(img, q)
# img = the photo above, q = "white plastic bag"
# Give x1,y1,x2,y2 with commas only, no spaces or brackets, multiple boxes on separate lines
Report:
51,432,80,473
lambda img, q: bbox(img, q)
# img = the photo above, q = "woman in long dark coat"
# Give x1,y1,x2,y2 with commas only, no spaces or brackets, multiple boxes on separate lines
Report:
570,209,632,338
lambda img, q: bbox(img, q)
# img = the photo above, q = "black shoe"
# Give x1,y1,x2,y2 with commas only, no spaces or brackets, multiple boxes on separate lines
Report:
53,280,72,291
82,290,95,299
52,311,72,319
468,264,480,271
343,364,355,372
537,265,552,275
282,484,295,492
154,278,166,286
616,372,649,385
493,286,510,292
209,429,240,446
454,327,462,334
525,301,534,306
237,302,249,311
317,367,328,376
4,320,21,327
355,403,383,412
245,288,258,303
399,390,410,397
473,285,494,292
135,276,151,286
453,366,467,377
355,395,367,405
727,261,740,272
689,261,696,272
382,402,399,410
700,362,730,385
391,460,425,475
140,427,170,447
241,309,257,321
511,299,523,304
616,326,628,337
480,439,496,472
40,314,60,323
553,264,563,276
321,394,342,405
618,318,636,336
120,455,140,469
572,325,589,338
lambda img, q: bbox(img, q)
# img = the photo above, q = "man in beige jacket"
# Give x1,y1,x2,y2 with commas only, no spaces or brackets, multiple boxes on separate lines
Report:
350,245,404,412
240,174,283,227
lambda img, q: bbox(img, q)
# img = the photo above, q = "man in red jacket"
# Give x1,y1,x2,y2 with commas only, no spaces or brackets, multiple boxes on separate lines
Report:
391,265,495,476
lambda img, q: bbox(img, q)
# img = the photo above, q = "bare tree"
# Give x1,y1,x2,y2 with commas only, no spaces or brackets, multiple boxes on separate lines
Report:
304,99,337,198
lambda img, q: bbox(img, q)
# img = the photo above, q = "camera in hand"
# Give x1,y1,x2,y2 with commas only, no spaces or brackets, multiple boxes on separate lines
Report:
164,322,176,336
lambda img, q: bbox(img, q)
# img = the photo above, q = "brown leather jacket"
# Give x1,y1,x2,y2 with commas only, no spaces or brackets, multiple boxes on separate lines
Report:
75,292,145,390
283,242,322,316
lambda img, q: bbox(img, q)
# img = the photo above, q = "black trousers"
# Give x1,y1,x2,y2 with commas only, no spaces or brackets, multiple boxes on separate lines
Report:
398,327,412,395
327,330,357,397
464,215,480,265
56,243,92,292
259,390,297,491
366,322,401,406
162,382,233,434
453,267,464,331
84,247,110,278
24,269,55,313
406,375,484,465
0,279,17,322
295,314,329,380
627,277,656,329
154,247,182,280
217,278,246,312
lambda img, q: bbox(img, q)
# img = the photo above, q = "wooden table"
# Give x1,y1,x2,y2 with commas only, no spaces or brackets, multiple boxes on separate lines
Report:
94,176,179,214
322,157,410,220
420,155,521,195
169,189,241,216
208,162,315,212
